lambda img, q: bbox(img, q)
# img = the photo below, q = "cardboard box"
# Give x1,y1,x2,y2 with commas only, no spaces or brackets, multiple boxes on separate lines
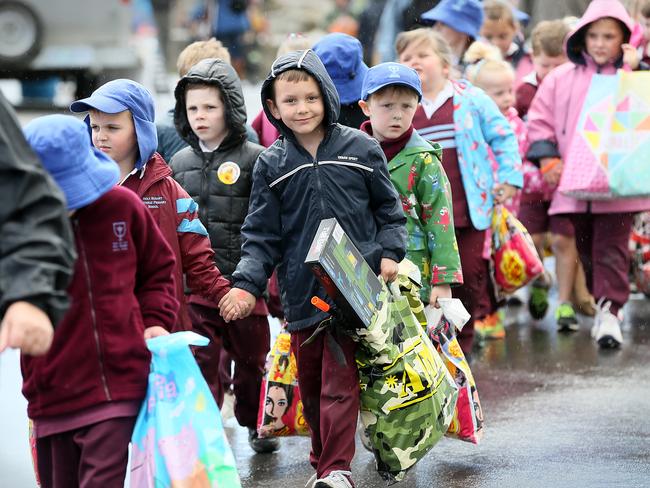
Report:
305,218,383,328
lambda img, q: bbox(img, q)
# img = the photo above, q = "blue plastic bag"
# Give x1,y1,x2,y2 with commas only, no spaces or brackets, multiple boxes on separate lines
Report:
128,332,241,488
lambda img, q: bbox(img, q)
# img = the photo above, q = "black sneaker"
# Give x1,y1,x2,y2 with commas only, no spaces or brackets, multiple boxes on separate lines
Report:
248,428,279,454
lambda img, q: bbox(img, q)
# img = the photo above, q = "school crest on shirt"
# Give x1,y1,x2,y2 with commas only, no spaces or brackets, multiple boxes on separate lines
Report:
112,221,128,252
217,161,241,185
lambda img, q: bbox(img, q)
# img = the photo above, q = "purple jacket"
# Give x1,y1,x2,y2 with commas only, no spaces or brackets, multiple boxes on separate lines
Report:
527,0,650,215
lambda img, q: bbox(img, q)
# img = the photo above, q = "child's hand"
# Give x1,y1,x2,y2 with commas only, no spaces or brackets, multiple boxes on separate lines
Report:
492,183,517,203
622,43,640,70
429,284,452,308
144,326,169,340
219,288,256,322
540,157,563,187
380,258,399,283
0,301,53,356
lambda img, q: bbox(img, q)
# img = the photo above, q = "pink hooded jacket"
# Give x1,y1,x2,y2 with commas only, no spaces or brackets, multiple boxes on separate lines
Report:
527,0,650,215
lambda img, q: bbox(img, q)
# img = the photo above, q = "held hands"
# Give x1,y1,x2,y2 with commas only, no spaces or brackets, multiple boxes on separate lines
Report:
0,301,54,356
144,326,170,340
380,258,399,283
218,288,256,323
428,284,452,308
540,157,563,187
492,183,517,204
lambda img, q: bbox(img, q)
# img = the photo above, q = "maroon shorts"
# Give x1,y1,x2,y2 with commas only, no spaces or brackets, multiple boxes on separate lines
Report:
518,201,574,237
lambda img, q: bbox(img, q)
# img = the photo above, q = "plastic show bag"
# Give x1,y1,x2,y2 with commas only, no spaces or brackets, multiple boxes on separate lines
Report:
128,331,240,488
559,71,650,199
490,205,544,298
426,300,484,444
257,332,309,438
357,283,458,484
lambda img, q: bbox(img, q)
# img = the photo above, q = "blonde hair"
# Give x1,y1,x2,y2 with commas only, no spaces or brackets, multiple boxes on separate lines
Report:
395,28,454,72
531,20,570,57
483,0,518,29
464,41,513,87
276,33,313,57
177,38,231,76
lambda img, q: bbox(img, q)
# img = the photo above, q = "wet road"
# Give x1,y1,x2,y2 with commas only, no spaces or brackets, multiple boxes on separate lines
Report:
229,293,650,488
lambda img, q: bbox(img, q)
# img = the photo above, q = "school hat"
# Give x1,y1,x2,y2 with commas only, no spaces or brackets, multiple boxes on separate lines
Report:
70,79,156,169
360,62,422,101
24,114,119,210
313,33,369,104
420,0,484,40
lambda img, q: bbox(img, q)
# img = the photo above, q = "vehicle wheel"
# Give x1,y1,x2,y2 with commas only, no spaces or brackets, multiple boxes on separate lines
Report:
0,1,42,65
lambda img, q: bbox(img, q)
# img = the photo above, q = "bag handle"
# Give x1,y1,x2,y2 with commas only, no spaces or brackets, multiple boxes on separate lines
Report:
146,331,209,353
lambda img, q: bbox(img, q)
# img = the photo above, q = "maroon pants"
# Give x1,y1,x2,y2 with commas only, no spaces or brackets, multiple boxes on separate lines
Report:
291,326,359,481
189,303,270,429
36,416,135,488
568,212,634,315
454,226,492,354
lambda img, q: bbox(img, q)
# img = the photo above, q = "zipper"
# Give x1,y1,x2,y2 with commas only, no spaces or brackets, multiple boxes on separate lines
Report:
199,151,214,225
74,219,111,401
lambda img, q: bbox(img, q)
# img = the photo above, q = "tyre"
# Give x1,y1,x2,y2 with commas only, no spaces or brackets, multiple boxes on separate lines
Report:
0,1,42,65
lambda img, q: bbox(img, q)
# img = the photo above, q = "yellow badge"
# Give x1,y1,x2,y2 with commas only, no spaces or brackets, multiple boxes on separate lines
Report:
217,161,241,185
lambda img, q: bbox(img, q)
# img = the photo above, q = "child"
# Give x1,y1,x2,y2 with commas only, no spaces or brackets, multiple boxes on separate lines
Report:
397,28,522,353
251,33,313,147
70,79,232,332
156,37,259,162
358,62,463,306
0,92,74,357
527,0,650,348
313,32,369,129
637,1,650,66
22,114,178,486
515,19,570,118
219,49,407,488
480,0,532,86
170,58,278,454
420,0,484,71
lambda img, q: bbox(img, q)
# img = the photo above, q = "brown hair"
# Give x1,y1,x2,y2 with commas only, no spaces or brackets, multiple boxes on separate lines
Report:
531,20,570,57
395,28,453,71
268,68,316,101
367,84,420,103
483,0,517,28
176,38,231,76
641,0,650,17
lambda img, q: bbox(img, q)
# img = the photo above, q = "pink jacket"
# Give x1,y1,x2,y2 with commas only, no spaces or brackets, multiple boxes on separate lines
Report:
527,0,650,215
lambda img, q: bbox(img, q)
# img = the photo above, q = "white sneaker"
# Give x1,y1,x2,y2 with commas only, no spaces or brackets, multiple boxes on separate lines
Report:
305,473,317,488
314,470,353,488
591,300,623,349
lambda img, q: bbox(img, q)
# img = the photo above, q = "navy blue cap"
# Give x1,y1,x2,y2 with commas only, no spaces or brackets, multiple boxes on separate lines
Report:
361,62,422,101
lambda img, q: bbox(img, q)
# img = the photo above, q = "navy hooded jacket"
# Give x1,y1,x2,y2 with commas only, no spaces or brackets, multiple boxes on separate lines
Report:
231,49,407,331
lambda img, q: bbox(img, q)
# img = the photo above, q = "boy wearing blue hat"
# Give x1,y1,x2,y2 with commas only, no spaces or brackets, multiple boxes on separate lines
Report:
313,33,369,129
22,114,179,486
359,62,463,307
219,50,407,488
420,0,484,69
70,79,233,332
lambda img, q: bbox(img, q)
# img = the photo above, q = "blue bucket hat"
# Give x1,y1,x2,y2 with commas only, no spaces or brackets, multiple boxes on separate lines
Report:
361,62,422,102
313,33,369,104
70,79,157,169
24,114,119,210
420,0,484,40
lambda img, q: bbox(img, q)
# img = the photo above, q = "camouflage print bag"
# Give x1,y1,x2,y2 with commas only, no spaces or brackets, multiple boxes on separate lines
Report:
357,285,458,484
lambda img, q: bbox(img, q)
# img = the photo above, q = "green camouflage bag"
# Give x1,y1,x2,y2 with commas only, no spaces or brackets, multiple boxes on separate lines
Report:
357,284,458,484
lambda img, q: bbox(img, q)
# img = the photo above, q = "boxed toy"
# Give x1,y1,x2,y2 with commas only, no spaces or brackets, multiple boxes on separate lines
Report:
304,218,383,328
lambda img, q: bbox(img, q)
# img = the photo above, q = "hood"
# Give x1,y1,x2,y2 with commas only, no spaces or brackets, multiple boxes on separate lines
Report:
565,0,633,65
260,49,340,141
174,58,247,152
70,79,157,170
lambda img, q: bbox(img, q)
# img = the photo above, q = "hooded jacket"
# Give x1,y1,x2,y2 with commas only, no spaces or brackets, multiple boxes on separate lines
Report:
527,0,650,215
171,58,265,282
22,186,178,418
231,49,407,331
0,92,75,325
98,83,231,330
